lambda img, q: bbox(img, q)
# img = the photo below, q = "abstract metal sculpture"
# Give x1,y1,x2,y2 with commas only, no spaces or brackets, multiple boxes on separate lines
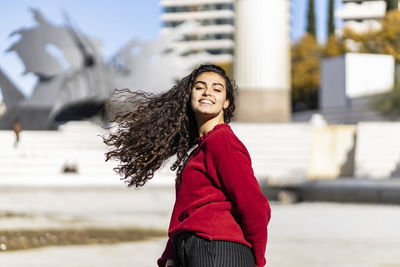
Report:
0,8,205,129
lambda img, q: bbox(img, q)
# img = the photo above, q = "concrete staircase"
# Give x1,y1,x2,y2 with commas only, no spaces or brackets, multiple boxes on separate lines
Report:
355,122,400,179
0,121,312,186
2,120,399,186
292,96,386,124
231,123,311,183
0,121,121,186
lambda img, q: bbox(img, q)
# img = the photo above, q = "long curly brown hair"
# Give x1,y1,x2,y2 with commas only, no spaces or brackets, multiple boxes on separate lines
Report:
103,64,237,188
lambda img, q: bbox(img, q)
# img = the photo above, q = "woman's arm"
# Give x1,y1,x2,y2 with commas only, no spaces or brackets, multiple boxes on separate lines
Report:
209,133,271,267
157,238,174,267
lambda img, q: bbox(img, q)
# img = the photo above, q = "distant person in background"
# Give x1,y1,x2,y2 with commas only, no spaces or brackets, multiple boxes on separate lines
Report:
103,64,271,267
13,118,22,148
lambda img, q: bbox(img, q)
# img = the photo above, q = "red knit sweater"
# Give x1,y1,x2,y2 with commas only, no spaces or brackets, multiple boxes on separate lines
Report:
158,124,271,267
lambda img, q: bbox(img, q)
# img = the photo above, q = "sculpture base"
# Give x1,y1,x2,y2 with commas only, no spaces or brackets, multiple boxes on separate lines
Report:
234,89,291,122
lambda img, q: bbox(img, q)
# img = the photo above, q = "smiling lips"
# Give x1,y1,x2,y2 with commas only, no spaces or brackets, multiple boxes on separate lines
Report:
199,99,214,104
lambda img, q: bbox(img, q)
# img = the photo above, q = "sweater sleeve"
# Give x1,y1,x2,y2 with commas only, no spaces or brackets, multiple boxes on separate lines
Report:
210,132,271,267
157,238,173,267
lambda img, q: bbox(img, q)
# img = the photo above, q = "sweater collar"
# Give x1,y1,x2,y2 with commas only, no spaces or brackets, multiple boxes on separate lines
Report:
197,123,229,144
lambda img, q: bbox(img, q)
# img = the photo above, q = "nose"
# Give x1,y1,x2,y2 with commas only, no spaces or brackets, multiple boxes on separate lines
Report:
202,87,212,96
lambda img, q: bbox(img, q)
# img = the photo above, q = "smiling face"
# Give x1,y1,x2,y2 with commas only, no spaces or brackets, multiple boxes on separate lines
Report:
190,72,230,124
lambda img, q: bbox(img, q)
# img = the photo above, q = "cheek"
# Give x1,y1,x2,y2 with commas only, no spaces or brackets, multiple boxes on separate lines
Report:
219,93,228,106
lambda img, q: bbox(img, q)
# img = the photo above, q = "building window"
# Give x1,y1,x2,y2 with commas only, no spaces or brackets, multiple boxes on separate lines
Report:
164,21,184,27
163,3,234,13
201,18,234,26
206,48,233,55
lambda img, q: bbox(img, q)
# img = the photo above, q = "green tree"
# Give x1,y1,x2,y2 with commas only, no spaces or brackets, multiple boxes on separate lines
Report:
386,0,398,12
306,0,316,37
328,0,335,36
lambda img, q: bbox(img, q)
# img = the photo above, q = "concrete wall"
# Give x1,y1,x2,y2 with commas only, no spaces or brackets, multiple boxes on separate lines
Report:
308,125,356,179
320,53,394,110
355,122,400,179
345,53,394,98
320,55,347,109
296,53,395,125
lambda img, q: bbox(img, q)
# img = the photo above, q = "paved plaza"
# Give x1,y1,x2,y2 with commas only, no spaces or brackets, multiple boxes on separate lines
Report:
1,184,400,267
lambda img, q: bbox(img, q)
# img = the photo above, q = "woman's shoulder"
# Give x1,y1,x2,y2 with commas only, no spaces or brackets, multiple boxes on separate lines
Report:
204,124,252,165
204,124,247,152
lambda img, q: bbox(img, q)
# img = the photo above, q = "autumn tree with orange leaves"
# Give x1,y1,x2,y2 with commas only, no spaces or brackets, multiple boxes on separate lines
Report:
291,0,346,111
342,10,400,61
341,10,400,119
291,7,400,113
291,34,322,111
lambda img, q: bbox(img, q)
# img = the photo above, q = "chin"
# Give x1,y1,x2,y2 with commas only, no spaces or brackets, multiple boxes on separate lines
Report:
196,112,220,120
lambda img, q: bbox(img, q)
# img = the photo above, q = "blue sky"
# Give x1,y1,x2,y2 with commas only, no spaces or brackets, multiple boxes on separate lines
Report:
0,0,343,99
292,0,344,43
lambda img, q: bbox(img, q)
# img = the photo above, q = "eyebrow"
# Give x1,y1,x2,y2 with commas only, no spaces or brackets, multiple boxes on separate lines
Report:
194,81,225,88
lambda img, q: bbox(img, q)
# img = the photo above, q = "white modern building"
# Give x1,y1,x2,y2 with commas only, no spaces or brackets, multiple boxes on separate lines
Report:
293,53,394,124
160,0,291,122
160,0,235,66
336,0,399,33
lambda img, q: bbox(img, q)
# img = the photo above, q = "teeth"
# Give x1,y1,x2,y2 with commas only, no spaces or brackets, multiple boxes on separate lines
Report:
200,100,213,104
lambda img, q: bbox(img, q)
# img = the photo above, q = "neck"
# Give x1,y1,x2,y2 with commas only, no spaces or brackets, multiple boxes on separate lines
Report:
196,115,225,137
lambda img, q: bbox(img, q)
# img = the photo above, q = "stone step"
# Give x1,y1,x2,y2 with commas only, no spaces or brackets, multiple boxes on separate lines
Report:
354,122,400,178
0,122,313,184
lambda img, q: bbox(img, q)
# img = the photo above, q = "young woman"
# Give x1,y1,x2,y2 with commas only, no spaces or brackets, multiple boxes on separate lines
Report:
103,64,271,267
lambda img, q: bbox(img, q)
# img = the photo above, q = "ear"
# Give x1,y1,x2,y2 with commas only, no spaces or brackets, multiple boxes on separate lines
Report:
223,99,230,110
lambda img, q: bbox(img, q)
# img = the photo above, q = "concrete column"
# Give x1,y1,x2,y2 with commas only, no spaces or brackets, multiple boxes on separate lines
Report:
234,0,291,122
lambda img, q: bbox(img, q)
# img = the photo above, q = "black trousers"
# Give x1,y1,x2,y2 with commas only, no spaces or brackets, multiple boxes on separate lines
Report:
173,232,255,267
